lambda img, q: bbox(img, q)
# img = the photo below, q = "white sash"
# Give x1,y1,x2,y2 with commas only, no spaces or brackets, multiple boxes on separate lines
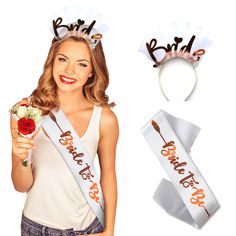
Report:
42,108,104,227
141,110,220,229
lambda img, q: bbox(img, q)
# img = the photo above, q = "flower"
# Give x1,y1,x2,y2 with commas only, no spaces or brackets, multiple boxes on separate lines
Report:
17,105,28,118
9,102,43,167
10,103,43,136
17,117,36,135
10,104,42,123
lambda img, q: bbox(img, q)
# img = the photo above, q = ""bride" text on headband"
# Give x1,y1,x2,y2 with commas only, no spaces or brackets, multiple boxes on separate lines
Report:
146,35,205,67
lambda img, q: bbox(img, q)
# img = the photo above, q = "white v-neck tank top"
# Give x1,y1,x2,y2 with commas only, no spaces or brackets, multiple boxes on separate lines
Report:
23,105,102,230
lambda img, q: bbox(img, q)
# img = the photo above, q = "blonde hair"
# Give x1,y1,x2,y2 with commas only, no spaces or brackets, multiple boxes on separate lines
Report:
31,36,113,115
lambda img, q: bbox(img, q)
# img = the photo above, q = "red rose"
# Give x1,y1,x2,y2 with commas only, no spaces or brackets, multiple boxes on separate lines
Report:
17,117,36,135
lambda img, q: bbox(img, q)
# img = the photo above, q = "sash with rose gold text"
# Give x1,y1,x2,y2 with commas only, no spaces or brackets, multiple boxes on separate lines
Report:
141,110,220,228
42,109,104,227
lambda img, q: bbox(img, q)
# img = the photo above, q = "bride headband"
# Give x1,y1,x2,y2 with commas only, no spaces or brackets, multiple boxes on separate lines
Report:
139,22,212,101
49,6,109,49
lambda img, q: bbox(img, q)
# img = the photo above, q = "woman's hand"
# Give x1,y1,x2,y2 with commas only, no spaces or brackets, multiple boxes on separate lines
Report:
11,124,38,192
11,128,37,161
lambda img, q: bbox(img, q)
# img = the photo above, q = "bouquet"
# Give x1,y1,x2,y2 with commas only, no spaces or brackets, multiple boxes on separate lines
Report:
10,103,43,166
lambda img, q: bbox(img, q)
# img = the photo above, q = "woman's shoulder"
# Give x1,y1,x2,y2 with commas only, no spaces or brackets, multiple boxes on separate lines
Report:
12,97,32,107
100,106,118,125
99,106,119,137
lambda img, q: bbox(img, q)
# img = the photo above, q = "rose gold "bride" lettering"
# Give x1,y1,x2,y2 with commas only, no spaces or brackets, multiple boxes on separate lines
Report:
160,140,207,210
161,141,187,174
59,131,84,165
59,130,101,203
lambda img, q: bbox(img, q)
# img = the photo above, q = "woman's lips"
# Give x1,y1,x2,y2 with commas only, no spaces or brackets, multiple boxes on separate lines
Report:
59,75,77,85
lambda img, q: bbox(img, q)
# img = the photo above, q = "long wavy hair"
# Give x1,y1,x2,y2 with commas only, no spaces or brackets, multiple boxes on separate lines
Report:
31,36,113,115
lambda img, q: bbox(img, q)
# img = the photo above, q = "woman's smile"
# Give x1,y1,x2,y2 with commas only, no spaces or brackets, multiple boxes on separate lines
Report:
59,75,77,85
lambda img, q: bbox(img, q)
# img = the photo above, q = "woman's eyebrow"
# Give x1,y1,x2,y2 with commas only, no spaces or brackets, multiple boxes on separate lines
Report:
57,53,90,63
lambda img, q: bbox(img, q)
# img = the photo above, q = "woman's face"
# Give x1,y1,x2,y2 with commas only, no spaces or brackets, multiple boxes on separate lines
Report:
53,40,93,93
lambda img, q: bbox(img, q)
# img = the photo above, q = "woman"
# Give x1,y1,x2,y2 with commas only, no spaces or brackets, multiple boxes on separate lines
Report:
10,18,118,236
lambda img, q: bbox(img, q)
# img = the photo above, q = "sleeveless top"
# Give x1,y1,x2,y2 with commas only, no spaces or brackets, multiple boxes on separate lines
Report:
23,105,102,230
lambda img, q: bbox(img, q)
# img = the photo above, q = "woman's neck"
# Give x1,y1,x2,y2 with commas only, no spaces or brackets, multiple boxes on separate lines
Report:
57,89,89,113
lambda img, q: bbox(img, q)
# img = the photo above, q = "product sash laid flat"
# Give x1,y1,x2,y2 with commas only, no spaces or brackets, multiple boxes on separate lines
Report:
42,109,104,227
141,110,220,228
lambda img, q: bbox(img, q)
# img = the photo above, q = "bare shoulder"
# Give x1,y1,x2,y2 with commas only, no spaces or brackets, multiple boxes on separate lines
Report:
18,98,29,105
101,107,118,124
100,107,119,138
11,98,29,109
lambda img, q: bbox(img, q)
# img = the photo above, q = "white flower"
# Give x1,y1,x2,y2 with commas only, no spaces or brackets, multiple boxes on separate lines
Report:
17,105,27,118
31,107,42,122
24,106,42,122
10,104,43,123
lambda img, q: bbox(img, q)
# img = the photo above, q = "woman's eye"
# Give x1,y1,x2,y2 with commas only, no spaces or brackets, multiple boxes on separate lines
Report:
58,57,66,62
78,63,88,67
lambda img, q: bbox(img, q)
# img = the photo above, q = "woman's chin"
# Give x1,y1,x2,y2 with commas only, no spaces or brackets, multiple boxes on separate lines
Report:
57,86,82,94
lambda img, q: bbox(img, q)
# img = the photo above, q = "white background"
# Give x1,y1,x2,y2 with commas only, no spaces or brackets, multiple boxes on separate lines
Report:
0,0,235,235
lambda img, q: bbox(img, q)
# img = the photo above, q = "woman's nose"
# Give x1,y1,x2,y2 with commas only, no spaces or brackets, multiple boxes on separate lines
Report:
64,63,75,75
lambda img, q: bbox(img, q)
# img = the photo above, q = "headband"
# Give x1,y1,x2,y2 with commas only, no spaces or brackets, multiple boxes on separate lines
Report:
49,6,109,49
139,22,212,101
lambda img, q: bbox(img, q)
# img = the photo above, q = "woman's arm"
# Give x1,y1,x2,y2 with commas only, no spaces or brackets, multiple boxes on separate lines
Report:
95,107,119,236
